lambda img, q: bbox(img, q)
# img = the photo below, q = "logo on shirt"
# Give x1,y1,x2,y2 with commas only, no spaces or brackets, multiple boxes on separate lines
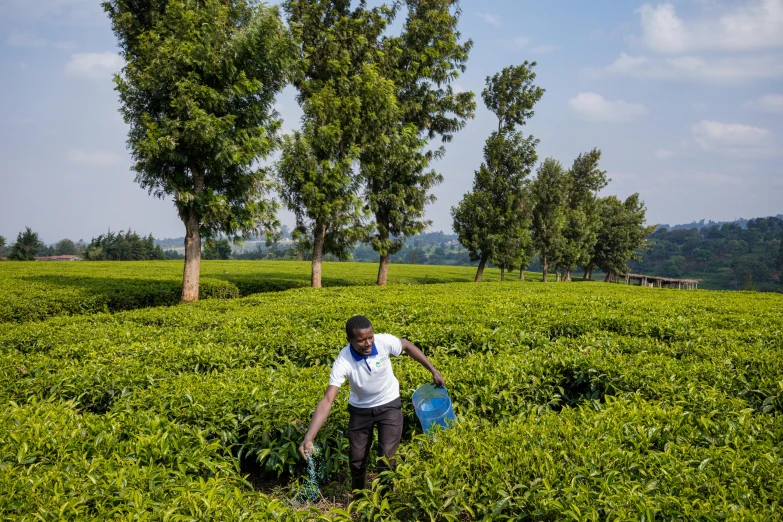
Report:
375,355,388,368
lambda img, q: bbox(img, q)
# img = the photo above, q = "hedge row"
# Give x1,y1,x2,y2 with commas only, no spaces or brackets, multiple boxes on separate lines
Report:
0,261,490,323
2,275,782,518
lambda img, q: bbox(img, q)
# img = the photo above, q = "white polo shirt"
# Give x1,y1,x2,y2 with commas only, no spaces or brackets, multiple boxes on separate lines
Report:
328,333,403,408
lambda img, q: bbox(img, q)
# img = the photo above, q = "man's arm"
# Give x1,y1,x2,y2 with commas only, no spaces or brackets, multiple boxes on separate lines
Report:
401,338,446,386
299,385,339,460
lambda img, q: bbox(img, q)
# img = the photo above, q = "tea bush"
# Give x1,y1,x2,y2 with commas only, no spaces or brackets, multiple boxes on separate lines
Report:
1,263,782,519
0,261,500,323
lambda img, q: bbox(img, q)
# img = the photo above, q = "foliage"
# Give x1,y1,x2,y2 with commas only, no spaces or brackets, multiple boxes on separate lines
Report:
0,261,513,323
279,0,397,287
0,235,6,255
103,0,291,299
591,194,656,278
362,0,475,284
7,227,42,261
1,266,782,518
630,216,783,291
452,63,543,281
556,148,608,280
54,238,77,256
530,158,568,281
84,230,164,261
203,238,233,260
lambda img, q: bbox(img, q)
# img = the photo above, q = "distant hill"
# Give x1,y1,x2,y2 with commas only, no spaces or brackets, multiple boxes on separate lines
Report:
656,215,783,232
632,215,782,292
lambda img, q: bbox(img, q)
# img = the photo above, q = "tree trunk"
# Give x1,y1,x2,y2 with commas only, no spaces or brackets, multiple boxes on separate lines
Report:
500,264,505,281
180,164,205,302
604,271,612,282
519,267,525,281
181,211,201,301
542,256,548,282
474,255,487,282
311,222,326,288
566,269,572,282
377,254,390,286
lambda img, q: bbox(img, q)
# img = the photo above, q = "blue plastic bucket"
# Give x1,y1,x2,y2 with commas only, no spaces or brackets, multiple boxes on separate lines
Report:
412,383,456,435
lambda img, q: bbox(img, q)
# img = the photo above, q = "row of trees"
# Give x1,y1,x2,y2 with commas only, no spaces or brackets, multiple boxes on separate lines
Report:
103,0,652,298
452,64,652,283
0,228,168,262
83,230,166,261
103,0,474,300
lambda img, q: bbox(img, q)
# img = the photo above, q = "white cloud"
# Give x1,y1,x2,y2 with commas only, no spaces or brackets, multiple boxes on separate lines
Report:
692,120,769,146
476,12,501,26
531,44,557,54
655,148,674,159
67,149,124,166
595,52,783,82
639,0,783,53
65,52,123,79
512,37,556,53
6,32,47,48
691,120,779,158
568,92,648,122
743,93,783,114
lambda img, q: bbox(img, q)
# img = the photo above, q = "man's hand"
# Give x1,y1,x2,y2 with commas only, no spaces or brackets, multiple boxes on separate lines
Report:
431,369,446,387
299,439,314,461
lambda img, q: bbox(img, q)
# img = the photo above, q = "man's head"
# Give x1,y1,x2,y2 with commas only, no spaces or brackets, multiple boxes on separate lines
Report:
346,315,374,356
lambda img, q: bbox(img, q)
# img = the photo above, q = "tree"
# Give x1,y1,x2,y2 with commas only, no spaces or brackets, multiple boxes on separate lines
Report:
8,227,42,261
530,158,569,282
84,230,164,260
558,149,608,281
452,63,543,282
203,239,232,260
363,0,475,286
103,0,291,301
693,248,716,273
55,239,77,256
279,0,397,288
0,235,5,256
592,194,655,280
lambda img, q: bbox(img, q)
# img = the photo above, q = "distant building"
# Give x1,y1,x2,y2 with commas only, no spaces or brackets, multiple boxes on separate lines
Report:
34,255,80,261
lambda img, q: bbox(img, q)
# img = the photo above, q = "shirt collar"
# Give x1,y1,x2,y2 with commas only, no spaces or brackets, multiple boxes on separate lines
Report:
350,343,378,361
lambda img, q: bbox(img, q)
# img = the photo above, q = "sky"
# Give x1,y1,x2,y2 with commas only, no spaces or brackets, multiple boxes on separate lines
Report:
1,0,782,244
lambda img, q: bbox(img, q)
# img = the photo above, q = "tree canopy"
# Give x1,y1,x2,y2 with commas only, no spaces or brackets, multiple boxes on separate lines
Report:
452,62,543,282
362,0,475,285
84,230,165,261
8,227,42,261
530,158,568,282
279,0,399,288
592,194,655,279
103,0,292,299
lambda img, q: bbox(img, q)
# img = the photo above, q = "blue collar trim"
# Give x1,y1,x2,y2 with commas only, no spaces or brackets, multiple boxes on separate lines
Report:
350,343,378,361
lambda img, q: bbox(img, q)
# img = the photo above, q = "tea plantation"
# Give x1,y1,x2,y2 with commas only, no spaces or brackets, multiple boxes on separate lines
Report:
1,261,782,520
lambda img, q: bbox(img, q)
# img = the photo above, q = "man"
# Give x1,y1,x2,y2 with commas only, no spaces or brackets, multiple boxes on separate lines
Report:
298,315,445,494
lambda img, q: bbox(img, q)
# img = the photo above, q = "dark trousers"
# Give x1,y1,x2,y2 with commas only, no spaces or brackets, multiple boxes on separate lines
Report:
347,397,403,492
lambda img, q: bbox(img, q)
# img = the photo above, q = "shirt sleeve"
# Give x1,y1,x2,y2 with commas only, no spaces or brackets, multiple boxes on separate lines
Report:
378,333,403,357
328,357,349,388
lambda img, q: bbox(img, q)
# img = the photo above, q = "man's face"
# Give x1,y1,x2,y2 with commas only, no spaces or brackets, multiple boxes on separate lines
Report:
350,326,374,356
